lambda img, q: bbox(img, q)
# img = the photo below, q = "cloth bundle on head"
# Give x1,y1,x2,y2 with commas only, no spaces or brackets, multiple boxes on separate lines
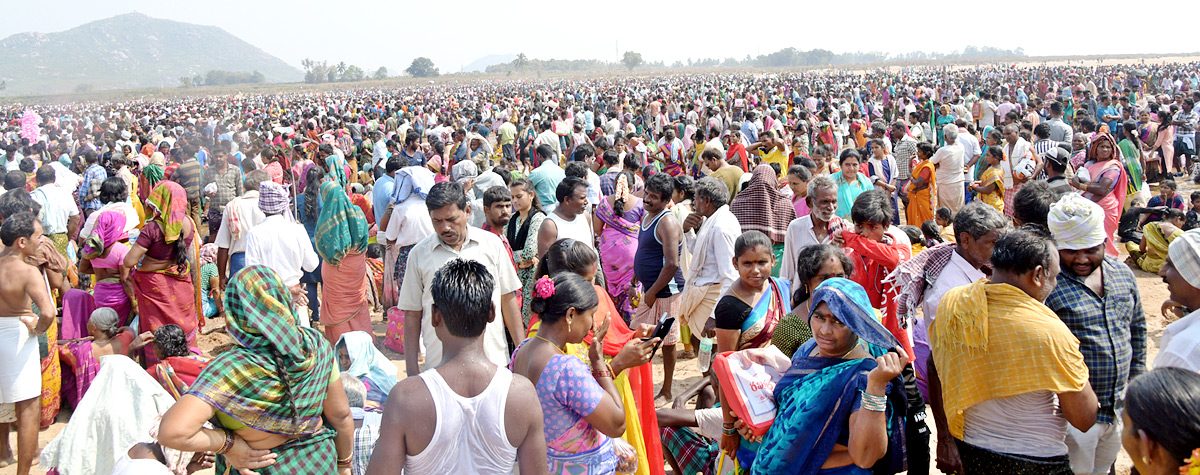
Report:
392,166,436,205
336,331,398,395
82,212,128,259
258,181,291,217
1048,193,1107,250
730,164,796,242
187,265,335,436
145,182,189,244
1168,230,1200,290
198,243,218,267
451,159,479,184
315,181,369,266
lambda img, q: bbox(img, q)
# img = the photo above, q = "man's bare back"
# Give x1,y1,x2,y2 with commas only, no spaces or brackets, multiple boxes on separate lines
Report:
0,254,54,330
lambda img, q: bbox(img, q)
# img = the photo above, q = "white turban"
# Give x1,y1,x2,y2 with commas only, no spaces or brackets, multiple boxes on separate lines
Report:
1047,194,1107,250
1168,230,1200,290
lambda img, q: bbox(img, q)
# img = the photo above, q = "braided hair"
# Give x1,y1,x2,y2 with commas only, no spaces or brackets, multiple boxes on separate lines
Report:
272,351,300,425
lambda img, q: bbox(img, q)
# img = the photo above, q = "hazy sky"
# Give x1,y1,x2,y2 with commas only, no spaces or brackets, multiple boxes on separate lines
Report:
1,0,1193,74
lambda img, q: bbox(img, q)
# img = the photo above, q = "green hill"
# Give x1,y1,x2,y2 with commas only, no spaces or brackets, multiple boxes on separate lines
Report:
0,13,302,95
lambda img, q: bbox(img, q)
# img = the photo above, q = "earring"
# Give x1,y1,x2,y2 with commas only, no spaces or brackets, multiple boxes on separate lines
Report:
568,319,572,334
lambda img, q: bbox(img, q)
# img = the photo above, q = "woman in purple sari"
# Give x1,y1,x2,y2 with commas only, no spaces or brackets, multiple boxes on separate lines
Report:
594,171,644,322
58,308,148,408
78,211,135,325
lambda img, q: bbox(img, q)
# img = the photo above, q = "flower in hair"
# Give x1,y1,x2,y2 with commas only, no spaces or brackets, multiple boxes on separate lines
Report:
1184,448,1200,475
535,277,556,300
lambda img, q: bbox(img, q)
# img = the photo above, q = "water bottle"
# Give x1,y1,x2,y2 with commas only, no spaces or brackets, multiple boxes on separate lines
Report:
697,337,713,373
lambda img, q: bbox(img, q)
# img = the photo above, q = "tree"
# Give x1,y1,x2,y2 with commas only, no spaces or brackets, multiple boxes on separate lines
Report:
193,74,204,87
512,53,529,70
373,67,388,80
74,83,93,94
406,57,440,78
336,61,347,78
621,51,643,72
179,77,192,88
342,65,365,82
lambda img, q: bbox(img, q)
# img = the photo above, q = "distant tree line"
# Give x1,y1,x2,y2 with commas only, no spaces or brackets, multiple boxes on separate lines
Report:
485,46,1026,73
179,70,265,88
301,59,388,84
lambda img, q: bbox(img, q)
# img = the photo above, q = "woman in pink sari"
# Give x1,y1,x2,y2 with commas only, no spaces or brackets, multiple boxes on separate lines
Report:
594,171,644,322
58,308,147,409
1071,132,1128,257
78,211,135,325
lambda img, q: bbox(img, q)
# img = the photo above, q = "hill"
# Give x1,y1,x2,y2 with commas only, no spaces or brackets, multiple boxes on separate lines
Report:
0,13,303,95
461,53,517,73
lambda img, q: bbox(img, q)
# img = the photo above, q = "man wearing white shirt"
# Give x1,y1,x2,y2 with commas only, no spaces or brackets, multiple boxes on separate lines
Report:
399,181,524,376
781,176,847,291
677,177,741,337
1003,124,1035,215
29,166,79,250
215,170,268,286
244,181,318,325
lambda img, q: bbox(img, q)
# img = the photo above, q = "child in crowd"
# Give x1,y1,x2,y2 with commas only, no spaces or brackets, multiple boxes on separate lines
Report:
902,225,926,255
1186,191,1200,231
786,165,811,218
970,147,1006,215
935,207,956,242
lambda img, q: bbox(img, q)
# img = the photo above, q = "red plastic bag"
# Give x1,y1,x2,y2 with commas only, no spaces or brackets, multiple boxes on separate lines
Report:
383,307,405,354
712,350,783,437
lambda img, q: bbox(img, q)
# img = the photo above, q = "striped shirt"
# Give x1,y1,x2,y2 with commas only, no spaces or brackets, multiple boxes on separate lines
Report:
172,160,205,200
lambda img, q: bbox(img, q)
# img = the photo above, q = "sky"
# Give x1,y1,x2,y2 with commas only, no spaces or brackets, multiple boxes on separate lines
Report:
1,0,1194,74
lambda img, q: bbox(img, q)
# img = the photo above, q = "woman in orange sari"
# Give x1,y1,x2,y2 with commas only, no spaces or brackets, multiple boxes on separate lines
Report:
1071,132,1128,257
315,181,372,344
905,142,937,226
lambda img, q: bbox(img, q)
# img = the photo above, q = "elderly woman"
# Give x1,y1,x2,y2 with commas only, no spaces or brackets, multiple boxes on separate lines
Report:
719,278,906,474
315,181,372,344
771,244,854,358
121,181,199,366
1122,368,1200,475
731,164,797,277
58,308,148,408
157,265,355,475
1069,132,1128,257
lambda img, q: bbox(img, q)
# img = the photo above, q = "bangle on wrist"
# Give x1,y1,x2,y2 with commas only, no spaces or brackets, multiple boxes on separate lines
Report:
337,454,353,466
860,391,887,412
216,429,235,455
592,362,614,379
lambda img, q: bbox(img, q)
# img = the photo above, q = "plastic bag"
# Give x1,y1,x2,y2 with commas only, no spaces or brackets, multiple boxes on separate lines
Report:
712,350,784,437
383,307,405,353
612,437,639,474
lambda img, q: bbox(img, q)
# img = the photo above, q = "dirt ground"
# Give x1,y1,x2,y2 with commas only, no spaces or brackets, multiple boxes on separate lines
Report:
5,179,1194,475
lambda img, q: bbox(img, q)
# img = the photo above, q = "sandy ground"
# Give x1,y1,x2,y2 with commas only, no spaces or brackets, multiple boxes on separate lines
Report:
4,179,1193,475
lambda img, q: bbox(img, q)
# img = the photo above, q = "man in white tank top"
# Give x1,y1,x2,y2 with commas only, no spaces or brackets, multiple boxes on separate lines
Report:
537,176,594,257
367,259,546,475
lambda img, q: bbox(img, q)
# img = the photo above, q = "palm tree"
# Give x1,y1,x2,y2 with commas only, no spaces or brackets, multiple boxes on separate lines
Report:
512,53,529,71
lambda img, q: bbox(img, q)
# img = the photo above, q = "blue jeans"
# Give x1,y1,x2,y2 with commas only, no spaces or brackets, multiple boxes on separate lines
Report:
228,252,246,280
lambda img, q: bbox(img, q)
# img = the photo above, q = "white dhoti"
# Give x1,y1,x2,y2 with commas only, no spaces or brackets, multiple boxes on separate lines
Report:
0,317,40,404
678,283,723,337
937,181,965,213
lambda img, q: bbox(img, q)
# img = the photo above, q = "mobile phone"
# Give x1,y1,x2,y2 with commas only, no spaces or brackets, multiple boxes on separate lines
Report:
642,312,675,358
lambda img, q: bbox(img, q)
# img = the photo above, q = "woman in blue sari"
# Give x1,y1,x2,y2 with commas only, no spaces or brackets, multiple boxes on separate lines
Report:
719,278,906,475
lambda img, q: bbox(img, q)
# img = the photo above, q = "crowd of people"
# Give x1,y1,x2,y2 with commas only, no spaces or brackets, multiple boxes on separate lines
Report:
1,60,1200,475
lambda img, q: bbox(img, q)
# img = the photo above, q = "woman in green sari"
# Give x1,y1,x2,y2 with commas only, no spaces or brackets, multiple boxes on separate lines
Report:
720,278,906,474
157,265,355,475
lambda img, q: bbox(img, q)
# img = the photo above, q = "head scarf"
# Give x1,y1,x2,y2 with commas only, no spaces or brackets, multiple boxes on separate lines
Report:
392,166,436,205
806,278,901,351
1168,230,1200,290
730,164,796,242
149,152,165,167
1086,132,1119,163
198,243,218,267
258,182,291,217
336,331,398,395
145,181,188,244
81,211,128,259
186,265,335,436
315,181,369,266
324,154,347,187
1048,193,1107,250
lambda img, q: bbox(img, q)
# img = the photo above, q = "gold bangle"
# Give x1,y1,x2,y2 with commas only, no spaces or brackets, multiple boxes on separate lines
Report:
337,454,352,465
